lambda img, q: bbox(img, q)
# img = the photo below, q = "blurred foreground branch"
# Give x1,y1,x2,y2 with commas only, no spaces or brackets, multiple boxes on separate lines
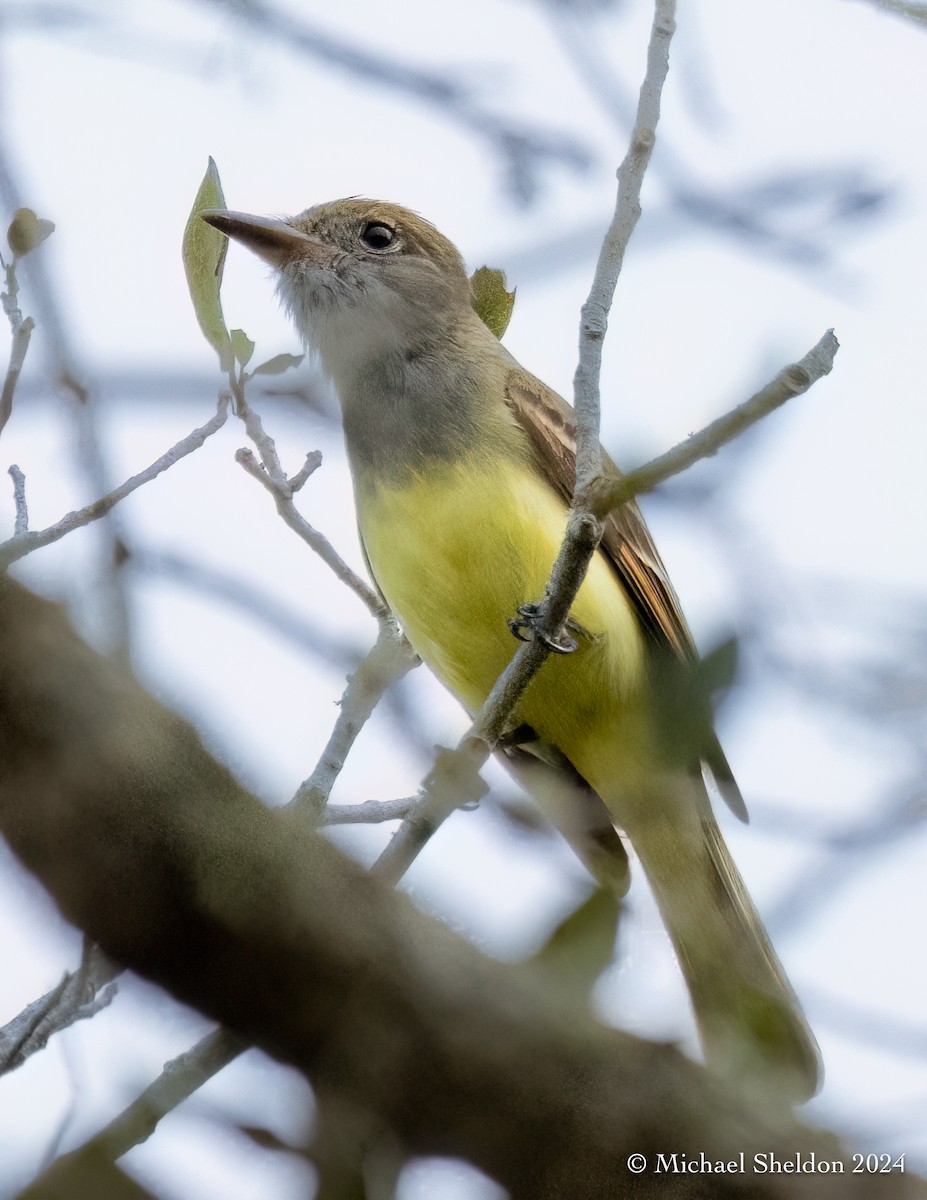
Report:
1,578,923,1199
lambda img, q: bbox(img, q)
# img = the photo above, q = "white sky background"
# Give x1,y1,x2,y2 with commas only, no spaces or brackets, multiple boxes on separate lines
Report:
1,0,926,1196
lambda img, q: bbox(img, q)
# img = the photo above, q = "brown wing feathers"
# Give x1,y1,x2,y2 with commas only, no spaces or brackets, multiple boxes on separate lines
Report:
502,363,748,821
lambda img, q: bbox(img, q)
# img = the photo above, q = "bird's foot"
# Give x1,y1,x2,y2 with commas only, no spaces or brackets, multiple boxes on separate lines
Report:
508,603,579,654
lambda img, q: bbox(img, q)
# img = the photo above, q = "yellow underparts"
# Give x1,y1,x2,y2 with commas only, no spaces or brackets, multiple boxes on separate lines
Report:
357,453,649,786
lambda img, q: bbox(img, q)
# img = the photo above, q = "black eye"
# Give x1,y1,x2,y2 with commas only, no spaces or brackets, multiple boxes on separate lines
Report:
361,222,395,251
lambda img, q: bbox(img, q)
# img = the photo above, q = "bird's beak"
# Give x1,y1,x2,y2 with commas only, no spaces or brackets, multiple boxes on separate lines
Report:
200,209,330,270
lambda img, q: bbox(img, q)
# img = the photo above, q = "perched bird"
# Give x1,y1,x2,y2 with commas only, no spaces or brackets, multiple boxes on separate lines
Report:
203,200,821,1100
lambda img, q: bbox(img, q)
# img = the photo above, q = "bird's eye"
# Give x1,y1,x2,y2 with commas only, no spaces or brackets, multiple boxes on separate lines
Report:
361,222,396,251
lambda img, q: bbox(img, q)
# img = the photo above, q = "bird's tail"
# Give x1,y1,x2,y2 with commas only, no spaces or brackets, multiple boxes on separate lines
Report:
619,772,822,1102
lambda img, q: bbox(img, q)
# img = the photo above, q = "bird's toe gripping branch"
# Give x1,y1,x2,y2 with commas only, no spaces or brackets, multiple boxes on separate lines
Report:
508,602,580,655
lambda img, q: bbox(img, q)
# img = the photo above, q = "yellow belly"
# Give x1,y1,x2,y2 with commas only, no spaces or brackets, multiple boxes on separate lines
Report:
357,454,647,769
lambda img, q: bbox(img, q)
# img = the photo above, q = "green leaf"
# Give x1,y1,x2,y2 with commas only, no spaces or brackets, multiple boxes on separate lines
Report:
230,328,255,368
7,208,55,258
252,352,305,376
470,266,515,339
183,157,231,371
530,887,621,1000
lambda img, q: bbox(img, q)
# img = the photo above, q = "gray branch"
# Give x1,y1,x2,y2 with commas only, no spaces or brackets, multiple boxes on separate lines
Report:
7,463,28,533
289,618,419,818
573,0,676,489
593,330,840,518
0,399,230,568
231,382,387,621
0,939,119,1075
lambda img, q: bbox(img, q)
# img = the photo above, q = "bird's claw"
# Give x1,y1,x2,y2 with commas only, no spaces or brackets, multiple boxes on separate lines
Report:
507,603,578,655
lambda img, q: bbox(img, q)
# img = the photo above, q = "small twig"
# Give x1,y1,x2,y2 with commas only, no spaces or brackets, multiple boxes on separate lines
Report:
289,618,419,818
8,463,28,533
592,330,840,519
231,381,387,620
0,399,229,568
371,741,490,886
321,797,420,826
0,318,34,437
0,252,36,438
63,1027,247,1163
232,387,289,490
573,0,676,492
0,940,120,1075
288,449,322,493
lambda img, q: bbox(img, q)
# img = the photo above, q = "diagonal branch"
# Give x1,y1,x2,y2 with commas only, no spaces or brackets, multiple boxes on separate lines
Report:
0,399,230,568
592,330,839,519
231,380,387,621
0,939,119,1075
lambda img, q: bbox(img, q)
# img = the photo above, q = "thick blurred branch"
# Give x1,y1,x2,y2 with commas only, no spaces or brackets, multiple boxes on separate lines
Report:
1,576,924,1200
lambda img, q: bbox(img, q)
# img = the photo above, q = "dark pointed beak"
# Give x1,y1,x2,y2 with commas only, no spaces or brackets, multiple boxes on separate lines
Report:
200,209,329,270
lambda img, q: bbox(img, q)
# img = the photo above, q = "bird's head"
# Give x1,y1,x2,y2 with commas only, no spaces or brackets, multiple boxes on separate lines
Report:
202,199,473,376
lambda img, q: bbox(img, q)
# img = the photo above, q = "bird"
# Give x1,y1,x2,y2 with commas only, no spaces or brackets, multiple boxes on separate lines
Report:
202,199,821,1101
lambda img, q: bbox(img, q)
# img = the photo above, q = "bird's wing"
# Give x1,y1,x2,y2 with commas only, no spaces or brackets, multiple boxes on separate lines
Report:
502,362,695,657
502,361,748,821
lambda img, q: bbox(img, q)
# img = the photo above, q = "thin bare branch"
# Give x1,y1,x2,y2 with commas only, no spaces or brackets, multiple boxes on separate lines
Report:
593,329,840,518
573,0,676,490
0,399,230,568
67,1028,246,1162
288,449,322,493
321,797,420,826
0,138,134,657
231,385,387,620
0,940,119,1075
372,742,490,886
0,254,35,437
289,618,419,818
0,319,33,434
8,463,28,533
